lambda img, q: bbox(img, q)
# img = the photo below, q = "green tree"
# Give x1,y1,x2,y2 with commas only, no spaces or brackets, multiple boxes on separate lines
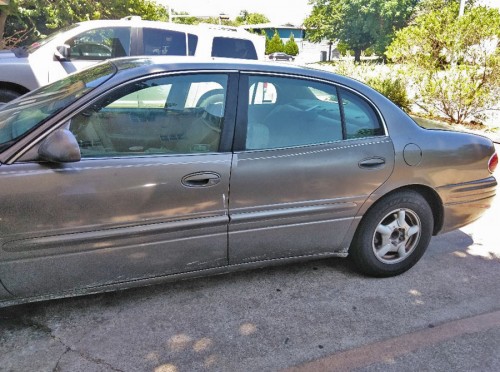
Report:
267,30,284,54
1,0,169,48
284,33,299,56
304,0,418,62
387,0,500,124
171,11,202,25
235,10,269,26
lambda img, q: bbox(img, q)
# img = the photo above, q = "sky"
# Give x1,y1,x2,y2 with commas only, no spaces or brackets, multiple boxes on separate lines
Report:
156,0,500,25
156,0,313,25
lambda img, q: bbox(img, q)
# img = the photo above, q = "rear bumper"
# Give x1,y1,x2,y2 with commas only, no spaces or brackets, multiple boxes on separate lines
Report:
437,176,497,233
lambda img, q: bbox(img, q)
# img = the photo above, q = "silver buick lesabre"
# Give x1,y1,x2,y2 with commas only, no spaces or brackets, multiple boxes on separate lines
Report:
0,57,496,307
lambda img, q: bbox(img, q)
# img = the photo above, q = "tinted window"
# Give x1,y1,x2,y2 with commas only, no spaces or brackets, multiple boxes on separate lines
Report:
188,34,198,56
246,76,342,150
70,74,228,157
339,88,384,139
66,27,130,60
212,37,258,60
142,28,187,55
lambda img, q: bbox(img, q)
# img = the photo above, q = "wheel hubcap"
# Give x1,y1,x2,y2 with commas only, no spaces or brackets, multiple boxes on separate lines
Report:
372,208,421,264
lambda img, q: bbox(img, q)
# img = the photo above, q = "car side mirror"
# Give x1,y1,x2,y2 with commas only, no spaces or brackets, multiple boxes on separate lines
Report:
55,45,71,61
38,129,81,163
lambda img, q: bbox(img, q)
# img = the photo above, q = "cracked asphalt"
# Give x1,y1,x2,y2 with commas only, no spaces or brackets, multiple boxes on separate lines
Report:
1,162,499,372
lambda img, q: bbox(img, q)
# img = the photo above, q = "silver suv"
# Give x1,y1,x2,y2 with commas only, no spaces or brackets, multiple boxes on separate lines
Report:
0,17,265,103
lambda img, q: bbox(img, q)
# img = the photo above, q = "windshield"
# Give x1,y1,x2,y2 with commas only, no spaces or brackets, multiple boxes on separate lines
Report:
26,24,79,53
0,62,116,152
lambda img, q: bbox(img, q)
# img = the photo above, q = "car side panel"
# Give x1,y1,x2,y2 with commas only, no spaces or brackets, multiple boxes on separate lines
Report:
0,154,231,297
228,138,395,263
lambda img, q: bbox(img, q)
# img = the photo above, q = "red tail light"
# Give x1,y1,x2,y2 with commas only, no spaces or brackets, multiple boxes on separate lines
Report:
489,152,498,173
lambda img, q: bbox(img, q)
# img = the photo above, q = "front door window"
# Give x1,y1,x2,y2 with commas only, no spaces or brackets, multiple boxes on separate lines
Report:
69,74,228,157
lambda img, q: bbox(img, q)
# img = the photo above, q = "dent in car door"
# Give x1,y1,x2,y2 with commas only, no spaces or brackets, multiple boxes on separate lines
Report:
228,74,394,263
0,72,234,298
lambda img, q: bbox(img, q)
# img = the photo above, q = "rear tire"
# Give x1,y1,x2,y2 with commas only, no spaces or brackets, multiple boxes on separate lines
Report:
349,190,433,277
0,89,22,104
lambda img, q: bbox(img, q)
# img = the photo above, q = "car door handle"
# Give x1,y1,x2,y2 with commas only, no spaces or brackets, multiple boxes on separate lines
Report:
182,172,221,187
359,157,386,169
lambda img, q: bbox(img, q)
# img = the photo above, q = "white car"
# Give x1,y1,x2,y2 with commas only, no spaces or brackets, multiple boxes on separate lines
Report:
0,17,265,103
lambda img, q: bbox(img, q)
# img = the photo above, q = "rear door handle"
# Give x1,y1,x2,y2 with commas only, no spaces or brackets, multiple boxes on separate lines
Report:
359,157,386,169
182,172,221,187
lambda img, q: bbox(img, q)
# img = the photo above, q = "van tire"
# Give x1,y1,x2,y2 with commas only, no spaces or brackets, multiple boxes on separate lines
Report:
0,89,22,103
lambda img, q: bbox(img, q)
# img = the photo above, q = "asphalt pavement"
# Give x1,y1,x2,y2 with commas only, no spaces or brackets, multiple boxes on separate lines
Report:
1,160,499,372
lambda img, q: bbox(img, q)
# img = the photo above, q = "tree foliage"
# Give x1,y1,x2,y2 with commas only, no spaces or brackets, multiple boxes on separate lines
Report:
387,0,500,124
266,30,285,54
1,0,169,48
304,0,417,62
165,10,269,27
284,33,299,56
235,11,269,26
387,0,500,69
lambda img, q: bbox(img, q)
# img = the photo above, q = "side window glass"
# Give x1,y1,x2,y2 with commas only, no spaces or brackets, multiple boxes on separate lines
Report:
143,28,187,55
66,27,130,60
249,82,277,105
211,37,258,60
246,76,342,150
69,74,228,157
188,34,198,56
339,88,384,139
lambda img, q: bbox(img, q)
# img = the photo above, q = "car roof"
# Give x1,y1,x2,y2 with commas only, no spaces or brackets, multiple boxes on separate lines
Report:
109,56,310,77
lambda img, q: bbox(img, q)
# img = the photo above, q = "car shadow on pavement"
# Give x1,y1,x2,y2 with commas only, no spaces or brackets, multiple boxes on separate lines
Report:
0,228,486,317
1,228,498,372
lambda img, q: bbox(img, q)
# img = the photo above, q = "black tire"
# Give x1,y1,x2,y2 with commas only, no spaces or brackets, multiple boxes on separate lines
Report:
349,190,434,277
0,88,22,104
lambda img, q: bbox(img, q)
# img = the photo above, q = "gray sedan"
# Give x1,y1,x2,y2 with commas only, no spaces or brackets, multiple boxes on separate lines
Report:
0,57,496,307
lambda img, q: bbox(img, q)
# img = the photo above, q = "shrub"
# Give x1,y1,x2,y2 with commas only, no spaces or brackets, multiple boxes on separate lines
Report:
366,76,411,112
284,33,299,56
266,30,284,54
414,65,500,124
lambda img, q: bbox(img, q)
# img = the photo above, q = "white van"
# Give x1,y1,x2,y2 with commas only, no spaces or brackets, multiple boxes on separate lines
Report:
0,17,265,103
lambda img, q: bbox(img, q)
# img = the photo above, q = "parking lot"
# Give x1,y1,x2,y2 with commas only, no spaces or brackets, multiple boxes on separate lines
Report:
1,189,498,372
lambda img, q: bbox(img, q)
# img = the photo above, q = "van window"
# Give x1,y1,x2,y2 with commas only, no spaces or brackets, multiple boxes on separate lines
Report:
188,34,198,56
66,27,130,60
143,28,189,56
211,37,258,60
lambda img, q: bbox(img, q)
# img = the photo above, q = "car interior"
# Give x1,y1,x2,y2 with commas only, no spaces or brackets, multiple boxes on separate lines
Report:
70,76,226,157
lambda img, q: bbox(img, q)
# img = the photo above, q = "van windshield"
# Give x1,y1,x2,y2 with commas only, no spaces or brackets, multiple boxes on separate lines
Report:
26,24,79,53
0,62,116,153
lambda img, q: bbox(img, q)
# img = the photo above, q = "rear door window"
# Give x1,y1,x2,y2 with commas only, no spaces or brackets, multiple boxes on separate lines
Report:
211,37,258,60
245,76,342,150
339,88,385,139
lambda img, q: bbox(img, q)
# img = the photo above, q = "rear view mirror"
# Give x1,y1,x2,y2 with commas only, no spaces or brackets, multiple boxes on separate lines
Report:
38,129,81,163
55,45,71,61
